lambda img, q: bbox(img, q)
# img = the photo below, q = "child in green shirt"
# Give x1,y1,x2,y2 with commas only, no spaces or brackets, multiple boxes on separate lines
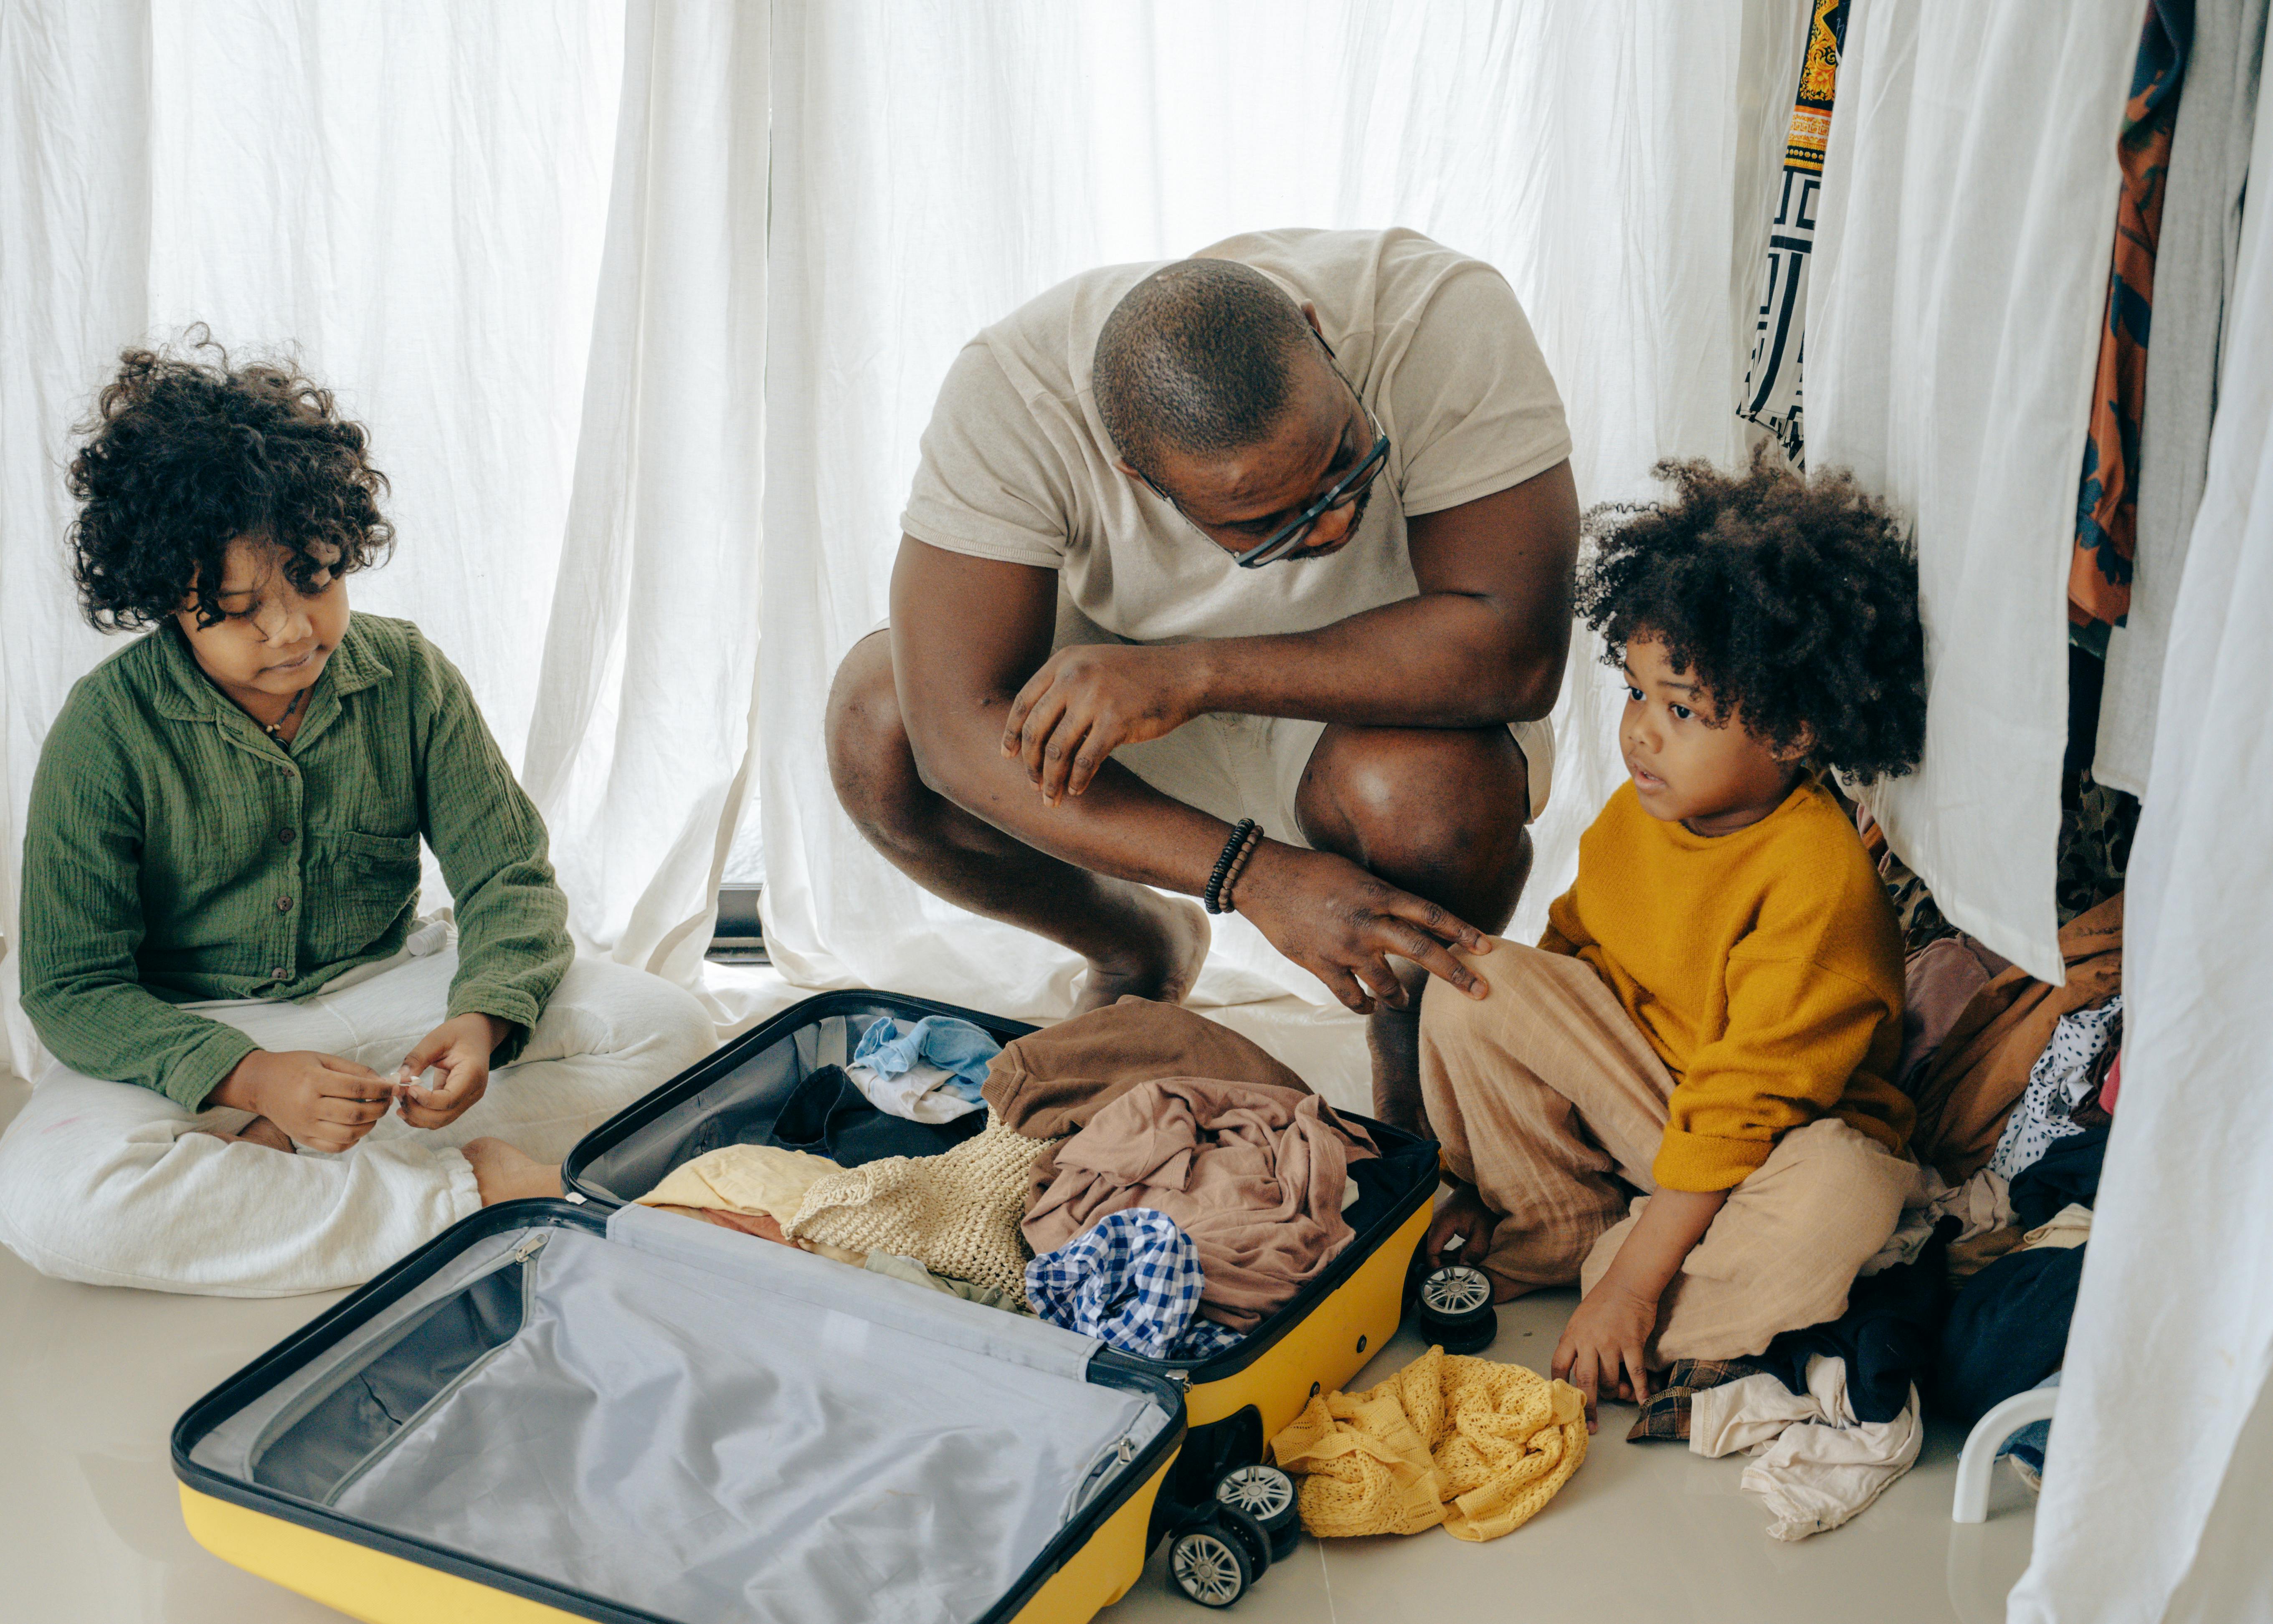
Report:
0,336,714,1295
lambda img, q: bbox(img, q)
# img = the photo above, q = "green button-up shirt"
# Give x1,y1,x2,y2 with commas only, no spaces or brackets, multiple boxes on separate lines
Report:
19,613,572,1110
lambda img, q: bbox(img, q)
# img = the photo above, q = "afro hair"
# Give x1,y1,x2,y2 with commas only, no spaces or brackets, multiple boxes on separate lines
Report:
1577,451,1927,784
66,329,392,632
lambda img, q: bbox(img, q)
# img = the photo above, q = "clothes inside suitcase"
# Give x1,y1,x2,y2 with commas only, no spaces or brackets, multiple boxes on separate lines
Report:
563,993,1442,1541
175,1201,1182,1624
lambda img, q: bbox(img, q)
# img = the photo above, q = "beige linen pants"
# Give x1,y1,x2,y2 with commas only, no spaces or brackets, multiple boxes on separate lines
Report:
1418,943,1917,1363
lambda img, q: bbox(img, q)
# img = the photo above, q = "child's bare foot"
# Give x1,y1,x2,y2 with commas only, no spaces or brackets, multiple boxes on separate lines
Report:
194,1116,297,1153
239,1115,295,1153
463,1137,563,1205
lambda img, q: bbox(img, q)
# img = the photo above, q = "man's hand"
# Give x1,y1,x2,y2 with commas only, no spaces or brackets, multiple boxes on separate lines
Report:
1002,644,1209,805
210,1050,394,1153
1426,1179,1497,1271
1232,843,1493,1012
394,1013,513,1131
1551,1276,1659,1432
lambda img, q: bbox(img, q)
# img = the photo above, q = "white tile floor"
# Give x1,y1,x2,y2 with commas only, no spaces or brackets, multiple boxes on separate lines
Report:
0,1018,2042,1624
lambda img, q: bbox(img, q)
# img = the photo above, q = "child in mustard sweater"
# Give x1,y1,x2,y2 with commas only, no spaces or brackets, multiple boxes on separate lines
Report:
1419,455,1929,1428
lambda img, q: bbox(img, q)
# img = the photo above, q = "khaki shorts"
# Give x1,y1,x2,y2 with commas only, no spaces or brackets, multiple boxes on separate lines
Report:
1115,711,1554,848
1035,592,1555,843
877,605,1554,847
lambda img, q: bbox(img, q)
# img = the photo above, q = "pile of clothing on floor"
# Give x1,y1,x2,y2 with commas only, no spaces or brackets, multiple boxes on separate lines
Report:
1626,893,2124,1538
636,998,1382,1362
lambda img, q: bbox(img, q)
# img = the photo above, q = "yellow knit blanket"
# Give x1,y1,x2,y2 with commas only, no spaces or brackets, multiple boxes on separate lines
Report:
1269,1347,1589,1541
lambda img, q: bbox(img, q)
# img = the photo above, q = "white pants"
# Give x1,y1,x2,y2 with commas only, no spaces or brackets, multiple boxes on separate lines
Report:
0,949,715,1297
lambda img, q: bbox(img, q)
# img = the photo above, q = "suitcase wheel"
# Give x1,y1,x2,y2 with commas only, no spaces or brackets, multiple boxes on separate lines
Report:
1169,1511,1255,1607
1413,1263,1498,1355
1214,1464,1300,1561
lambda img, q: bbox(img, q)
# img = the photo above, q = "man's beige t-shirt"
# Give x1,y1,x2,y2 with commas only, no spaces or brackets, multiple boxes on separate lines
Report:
900,227,1572,647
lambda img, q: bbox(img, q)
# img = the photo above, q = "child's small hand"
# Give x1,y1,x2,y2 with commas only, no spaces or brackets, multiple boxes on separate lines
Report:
216,1050,395,1153
394,1014,512,1131
1551,1276,1660,1434
1425,1179,1497,1270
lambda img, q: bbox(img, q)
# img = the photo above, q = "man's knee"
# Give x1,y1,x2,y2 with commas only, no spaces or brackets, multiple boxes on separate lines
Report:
824,632,925,836
1298,725,1530,889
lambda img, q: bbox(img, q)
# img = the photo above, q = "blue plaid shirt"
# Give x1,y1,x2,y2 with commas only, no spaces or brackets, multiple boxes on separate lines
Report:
1025,1208,1245,1360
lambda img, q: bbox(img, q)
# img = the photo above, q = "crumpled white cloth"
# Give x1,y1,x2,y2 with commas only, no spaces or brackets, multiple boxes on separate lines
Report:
1859,1163,2014,1275
1691,1354,1924,1541
842,1060,985,1126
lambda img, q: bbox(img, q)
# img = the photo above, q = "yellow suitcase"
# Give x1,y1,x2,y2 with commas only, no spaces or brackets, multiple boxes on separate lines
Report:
175,990,1438,1621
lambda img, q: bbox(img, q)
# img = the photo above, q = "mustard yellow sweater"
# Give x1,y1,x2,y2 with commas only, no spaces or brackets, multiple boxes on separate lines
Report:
1543,779,1912,1192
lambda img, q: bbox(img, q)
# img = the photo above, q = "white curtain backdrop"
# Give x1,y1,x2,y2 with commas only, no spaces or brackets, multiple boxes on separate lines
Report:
759,0,1808,1022
2009,77,2273,1624
1807,0,2140,986
0,0,767,1082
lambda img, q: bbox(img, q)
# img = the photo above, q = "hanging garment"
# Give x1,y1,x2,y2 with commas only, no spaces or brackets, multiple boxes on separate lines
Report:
982,997,1308,1141
1989,996,2126,1178
1736,0,1848,464
767,1063,981,1166
1024,1079,1377,1332
1689,1356,1925,1541
1809,0,2144,985
2098,0,2270,790
1269,1347,1589,1543
1627,1357,1771,1444
785,1114,1053,1305
1937,1244,2087,1426
1908,895,2124,1181
2008,1125,2112,1230
2069,1,2193,653
851,1015,1000,1100
1023,1208,1241,1361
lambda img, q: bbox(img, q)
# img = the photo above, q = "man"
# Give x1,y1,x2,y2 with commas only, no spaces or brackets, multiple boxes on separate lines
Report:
826,228,1577,1129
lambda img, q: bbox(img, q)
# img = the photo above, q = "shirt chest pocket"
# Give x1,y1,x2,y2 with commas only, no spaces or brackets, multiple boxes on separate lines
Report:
329,829,424,903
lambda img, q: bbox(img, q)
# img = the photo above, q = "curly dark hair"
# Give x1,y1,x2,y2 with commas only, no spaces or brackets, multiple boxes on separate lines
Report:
66,329,393,631
1577,451,1927,784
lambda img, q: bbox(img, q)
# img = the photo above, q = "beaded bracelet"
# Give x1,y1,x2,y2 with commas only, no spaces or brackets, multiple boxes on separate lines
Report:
1217,824,1264,914
1203,818,1259,914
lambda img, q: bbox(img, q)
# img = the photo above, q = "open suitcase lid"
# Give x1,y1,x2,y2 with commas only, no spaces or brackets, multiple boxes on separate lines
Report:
556,990,1442,1393
173,1198,1185,1624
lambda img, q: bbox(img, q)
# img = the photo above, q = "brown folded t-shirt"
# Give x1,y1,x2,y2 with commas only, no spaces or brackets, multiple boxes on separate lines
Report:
983,996,1309,1141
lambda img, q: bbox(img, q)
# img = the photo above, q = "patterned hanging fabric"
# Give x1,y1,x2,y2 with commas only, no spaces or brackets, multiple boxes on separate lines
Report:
1737,0,1848,468
2068,0,2192,655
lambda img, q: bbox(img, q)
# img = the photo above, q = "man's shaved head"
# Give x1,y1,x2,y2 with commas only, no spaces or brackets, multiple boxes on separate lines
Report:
1092,258,1323,478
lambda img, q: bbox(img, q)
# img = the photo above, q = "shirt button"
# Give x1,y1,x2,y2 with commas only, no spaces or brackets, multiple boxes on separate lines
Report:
270,967,289,982
277,828,295,843
276,895,294,913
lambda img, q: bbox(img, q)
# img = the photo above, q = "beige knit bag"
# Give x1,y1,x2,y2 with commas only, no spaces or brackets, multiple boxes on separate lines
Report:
784,1113,1055,1305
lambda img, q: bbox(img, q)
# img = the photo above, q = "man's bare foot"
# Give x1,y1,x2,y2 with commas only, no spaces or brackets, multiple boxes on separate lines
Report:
194,1116,298,1153
1072,896,1211,1014
464,1137,563,1205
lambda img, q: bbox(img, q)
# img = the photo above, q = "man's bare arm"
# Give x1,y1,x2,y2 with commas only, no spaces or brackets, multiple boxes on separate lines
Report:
1188,460,1579,726
890,537,1494,1010
1002,462,1579,800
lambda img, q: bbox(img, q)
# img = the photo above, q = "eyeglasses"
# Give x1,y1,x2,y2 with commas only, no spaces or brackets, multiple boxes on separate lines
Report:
1142,397,1391,569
